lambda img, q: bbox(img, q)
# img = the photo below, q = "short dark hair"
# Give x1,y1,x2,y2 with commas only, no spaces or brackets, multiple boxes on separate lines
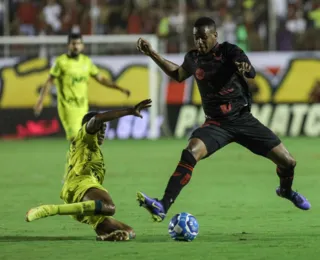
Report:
194,17,216,31
82,111,98,125
68,33,82,43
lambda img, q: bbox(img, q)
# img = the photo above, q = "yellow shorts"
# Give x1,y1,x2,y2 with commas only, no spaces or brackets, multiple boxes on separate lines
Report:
60,175,108,229
58,106,88,141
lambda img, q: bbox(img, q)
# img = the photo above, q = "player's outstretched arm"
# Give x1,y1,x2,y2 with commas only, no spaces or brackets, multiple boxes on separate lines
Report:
34,75,55,116
86,99,152,134
93,74,131,97
137,38,190,83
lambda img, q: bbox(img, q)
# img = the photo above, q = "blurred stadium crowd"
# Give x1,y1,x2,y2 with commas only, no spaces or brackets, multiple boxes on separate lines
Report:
1,0,319,52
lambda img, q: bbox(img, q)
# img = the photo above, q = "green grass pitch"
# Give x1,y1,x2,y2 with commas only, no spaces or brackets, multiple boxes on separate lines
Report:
0,138,319,260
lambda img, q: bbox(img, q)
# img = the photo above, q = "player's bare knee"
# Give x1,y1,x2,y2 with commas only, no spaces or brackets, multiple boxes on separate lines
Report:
186,139,207,161
101,202,116,216
286,156,296,169
279,154,296,170
184,147,198,161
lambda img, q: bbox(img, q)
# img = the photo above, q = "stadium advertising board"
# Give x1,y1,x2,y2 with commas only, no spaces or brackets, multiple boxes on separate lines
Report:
0,53,319,139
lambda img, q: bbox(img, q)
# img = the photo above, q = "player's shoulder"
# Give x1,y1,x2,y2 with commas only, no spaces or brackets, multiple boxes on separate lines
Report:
53,54,69,66
184,48,198,60
220,42,243,52
55,53,68,61
78,54,94,67
80,54,92,62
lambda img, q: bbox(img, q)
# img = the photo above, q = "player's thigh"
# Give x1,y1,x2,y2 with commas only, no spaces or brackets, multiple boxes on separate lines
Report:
61,175,106,203
235,113,281,157
190,123,234,159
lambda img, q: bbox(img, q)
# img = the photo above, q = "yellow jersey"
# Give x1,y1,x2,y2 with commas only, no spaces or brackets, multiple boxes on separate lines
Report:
50,54,99,109
63,123,105,184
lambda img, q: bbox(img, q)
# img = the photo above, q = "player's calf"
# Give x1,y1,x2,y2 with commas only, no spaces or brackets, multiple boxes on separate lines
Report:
275,156,311,210
276,161,296,197
267,143,297,195
161,148,198,212
268,144,311,210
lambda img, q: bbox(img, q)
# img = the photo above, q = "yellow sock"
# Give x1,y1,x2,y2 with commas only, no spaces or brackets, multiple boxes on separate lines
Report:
56,200,97,215
26,201,102,222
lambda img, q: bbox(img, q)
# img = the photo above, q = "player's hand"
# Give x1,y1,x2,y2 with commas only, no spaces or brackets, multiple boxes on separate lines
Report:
137,38,153,56
122,88,131,98
132,99,152,118
34,101,43,117
235,61,251,75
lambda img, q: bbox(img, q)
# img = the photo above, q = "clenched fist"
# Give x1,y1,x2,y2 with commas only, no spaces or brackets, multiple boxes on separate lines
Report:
136,38,153,56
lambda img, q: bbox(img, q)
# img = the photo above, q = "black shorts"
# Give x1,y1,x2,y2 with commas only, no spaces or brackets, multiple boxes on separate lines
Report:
190,109,281,158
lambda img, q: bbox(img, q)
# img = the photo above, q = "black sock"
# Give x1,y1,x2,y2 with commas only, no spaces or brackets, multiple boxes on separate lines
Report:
161,149,197,213
277,165,295,196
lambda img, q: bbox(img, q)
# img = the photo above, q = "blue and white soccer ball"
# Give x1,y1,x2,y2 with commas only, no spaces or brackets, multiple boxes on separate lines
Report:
168,212,199,242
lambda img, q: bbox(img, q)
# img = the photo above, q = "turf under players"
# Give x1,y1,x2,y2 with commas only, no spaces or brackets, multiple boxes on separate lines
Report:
136,17,311,222
26,99,152,241
34,33,131,142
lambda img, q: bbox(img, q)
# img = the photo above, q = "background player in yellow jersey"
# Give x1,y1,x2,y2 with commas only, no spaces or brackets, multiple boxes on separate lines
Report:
34,33,131,141
26,99,152,242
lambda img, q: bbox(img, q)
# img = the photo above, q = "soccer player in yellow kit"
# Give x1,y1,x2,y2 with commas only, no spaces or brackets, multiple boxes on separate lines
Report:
26,99,152,242
34,33,131,141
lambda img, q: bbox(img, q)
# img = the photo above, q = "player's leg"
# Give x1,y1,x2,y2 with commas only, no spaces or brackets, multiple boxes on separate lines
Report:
266,143,296,194
26,185,135,240
159,138,208,211
25,197,110,222
26,178,115,222
234,112,310,210
266,144,310,210
137,123,234,222
58,107,87,142
82,188,135,241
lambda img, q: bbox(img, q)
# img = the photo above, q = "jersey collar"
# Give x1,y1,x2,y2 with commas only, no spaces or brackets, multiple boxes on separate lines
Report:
67,53,81,60
197,42,220,57
209,42,220,53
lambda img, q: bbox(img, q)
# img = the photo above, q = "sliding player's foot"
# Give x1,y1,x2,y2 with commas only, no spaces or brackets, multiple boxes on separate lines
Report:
276,187,311,210
96,230,131,241
25,205,57,222
136,191,166,222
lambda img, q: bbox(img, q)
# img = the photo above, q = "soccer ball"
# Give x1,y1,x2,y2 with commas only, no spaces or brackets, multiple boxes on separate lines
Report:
168,212,199,242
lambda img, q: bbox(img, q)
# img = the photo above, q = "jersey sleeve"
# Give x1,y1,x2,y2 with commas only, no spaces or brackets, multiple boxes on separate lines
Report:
227,43,251,63
49,57,61,77
89,59,99,77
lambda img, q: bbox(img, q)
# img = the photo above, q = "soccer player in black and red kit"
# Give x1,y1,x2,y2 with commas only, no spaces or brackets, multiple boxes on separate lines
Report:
136,17,310,222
